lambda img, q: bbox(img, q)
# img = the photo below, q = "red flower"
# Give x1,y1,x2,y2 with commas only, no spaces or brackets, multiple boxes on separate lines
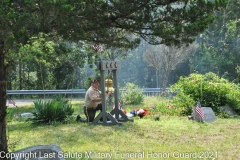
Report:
167,105,174,109
136,108,149,118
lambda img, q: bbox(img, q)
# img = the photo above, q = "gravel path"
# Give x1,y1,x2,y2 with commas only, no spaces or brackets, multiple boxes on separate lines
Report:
6,99,82,107
7,100,35,107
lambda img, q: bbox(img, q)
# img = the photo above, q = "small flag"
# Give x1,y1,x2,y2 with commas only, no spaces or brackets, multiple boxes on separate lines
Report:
8,99,16,106
112,101,122,110
118,102,122,110
195,101,204,120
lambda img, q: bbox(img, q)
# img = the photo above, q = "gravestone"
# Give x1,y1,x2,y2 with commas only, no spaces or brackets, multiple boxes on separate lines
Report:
10,145,65,160
20,112,35,118
193,107,216,122
219,105,237,116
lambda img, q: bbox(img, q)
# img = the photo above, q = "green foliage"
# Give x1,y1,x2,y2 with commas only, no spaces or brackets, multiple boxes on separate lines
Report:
120,83,144,105
149,94,194,116
7,35,89,91
170,72,240,115
16,33,57,90
0,0,228,154
29,96,74,124
53,41,89,89
218,108,231,118
225,88,240,113
193,0,240,81
6,108,14,122
171,91,195,116
83,76,95,91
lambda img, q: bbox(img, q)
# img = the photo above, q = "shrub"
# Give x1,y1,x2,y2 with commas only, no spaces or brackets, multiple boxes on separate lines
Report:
225,88,240,114
29,96,74,124
120,83,144,105
171,91,195,116
170,72,240,115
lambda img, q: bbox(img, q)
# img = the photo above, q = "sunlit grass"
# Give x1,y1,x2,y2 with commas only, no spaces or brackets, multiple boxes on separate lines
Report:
6,96,240,160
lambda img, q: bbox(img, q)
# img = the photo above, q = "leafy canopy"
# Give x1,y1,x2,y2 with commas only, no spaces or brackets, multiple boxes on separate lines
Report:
1,0,228,51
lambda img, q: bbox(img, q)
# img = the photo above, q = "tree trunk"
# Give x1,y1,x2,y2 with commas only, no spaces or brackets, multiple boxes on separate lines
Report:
19,62,24,99
0,39,8,160
161,70,170,96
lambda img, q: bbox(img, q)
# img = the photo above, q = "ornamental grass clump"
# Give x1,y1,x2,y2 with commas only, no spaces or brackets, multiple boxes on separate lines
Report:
29,96,74,124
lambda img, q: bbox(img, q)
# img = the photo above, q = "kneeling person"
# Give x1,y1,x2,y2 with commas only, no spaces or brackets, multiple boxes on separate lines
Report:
84,79,111,122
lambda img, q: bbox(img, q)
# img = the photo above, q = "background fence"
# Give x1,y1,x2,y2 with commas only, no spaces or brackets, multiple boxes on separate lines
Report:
7,88,170,99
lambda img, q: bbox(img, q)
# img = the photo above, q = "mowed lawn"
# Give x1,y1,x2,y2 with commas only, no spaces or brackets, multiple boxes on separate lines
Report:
6,97,240,160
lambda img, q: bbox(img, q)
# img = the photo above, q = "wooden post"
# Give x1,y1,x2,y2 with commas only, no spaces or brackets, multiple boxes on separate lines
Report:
90,61,123,125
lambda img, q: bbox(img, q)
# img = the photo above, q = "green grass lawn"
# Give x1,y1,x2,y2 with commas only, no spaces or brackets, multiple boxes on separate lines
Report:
6,96,240,160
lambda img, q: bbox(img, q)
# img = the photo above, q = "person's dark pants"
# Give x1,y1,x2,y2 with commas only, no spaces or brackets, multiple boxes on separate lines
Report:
84,104,102,122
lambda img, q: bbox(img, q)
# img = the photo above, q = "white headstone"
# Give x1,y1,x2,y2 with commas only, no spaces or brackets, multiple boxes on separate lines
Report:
20,112,35,118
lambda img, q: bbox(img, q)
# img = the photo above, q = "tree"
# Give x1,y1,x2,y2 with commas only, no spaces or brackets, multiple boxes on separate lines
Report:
7,36,89,93
0,0,227,156
52,41,89,89
17,33,57,90
143,42,199,93
193,0,240,81
118,40,154,88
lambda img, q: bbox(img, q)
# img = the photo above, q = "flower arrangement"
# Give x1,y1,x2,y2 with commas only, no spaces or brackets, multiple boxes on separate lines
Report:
113,102,155,119
130,108,149,118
